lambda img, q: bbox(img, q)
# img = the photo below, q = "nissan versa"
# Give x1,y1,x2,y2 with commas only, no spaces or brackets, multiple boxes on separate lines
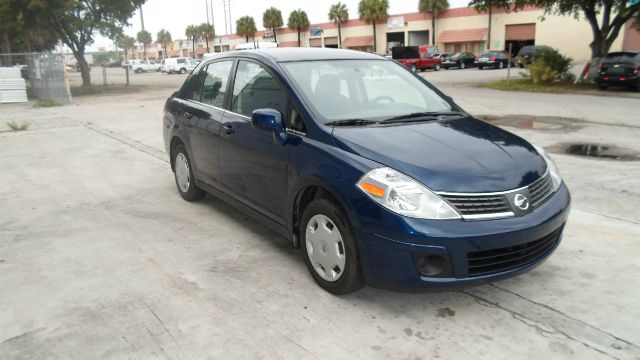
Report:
163,48,570,294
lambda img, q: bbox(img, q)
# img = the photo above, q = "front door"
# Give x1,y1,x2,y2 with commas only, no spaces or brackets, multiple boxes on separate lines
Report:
218,60,291,223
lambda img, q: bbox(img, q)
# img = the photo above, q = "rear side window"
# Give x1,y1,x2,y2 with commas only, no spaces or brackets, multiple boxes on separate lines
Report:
200,61,233,107
177,59,186,64
231,61,288,119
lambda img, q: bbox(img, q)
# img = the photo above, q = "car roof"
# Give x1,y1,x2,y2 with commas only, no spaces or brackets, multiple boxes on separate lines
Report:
204,47,384,63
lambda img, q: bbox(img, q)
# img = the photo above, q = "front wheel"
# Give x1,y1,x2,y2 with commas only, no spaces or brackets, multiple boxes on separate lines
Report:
460,62,466,69
301,198,364,294
498,61,504,69
173,144,206,202
180,68,187,74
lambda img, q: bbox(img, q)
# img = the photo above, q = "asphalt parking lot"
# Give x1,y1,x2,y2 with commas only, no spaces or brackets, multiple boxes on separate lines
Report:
1,69,640,359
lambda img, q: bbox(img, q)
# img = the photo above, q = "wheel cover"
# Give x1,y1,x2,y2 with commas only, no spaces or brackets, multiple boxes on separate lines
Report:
175,153,190,193
305,214,346,282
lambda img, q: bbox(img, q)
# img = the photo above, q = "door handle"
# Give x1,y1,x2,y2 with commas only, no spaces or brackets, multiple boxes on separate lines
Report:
222,123,234,135
184,111,193,119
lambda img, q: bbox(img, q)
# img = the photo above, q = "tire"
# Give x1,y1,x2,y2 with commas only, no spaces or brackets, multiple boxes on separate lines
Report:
180,68,187,74
478,66,484,70
498,61,504,69
598,83,608,91
135,68,142,73
460,62,466,69
434,63,441,71
411,64,417,72
173,144,206,202
300,198,364,294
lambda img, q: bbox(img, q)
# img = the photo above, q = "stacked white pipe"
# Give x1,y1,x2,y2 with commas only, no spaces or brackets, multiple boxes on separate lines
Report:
0,67,28,104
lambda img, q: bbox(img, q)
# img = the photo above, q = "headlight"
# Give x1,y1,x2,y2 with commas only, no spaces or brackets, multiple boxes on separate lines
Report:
356,167,460,220
533,145,562,192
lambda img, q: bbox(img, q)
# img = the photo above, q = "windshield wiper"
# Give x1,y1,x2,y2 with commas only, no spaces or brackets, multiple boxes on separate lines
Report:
326,119,379,126
381,111,465,124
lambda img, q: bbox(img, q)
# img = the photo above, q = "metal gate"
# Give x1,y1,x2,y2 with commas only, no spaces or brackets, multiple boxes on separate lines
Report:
26,52,71,105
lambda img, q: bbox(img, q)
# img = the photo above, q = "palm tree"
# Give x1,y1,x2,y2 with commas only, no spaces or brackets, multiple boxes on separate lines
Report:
185,24,199,56
198,23,214,53
329,3,349,48
288,9,310,47
156,29,172,59
358,0,388,53
263,7,283,43
419,0,449,45
116,35,136,61
136,30,152,59
236,16,257,43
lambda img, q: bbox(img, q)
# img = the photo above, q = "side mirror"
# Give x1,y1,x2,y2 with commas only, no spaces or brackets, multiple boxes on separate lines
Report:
251,108,287,145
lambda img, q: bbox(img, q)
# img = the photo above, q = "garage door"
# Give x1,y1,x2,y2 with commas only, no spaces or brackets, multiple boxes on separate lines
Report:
505,24,535,41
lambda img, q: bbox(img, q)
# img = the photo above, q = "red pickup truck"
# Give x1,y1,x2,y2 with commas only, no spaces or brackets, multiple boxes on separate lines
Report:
392,45,441,72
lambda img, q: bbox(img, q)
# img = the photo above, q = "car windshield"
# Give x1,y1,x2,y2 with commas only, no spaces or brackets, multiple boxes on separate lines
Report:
281,60,452,123
603,52,640,64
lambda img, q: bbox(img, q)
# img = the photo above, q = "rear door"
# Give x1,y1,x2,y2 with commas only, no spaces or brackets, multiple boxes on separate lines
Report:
218,59,291,223
174,60,234,184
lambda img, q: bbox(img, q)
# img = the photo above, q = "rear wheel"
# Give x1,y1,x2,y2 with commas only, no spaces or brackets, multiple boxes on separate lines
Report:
180,68,187,74
498,61,504,69
460,62,466,69
411,64,417,72
434,63,441,71
173,144,206,202
301,198,364,294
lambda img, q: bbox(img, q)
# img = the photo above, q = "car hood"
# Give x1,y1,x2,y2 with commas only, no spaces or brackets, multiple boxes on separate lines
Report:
331,116,546,193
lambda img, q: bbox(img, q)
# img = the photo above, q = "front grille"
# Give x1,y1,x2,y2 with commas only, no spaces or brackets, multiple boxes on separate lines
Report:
439,172,555,219
440,194,510,216
529,174,554,207
467,227,562,277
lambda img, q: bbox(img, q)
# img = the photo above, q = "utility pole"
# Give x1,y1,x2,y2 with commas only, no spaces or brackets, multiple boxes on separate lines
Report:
223,0,228,35
140,5,145,31
205,0,210,25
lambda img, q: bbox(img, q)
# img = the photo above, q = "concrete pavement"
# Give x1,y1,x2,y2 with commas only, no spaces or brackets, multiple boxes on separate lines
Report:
1,71,639,359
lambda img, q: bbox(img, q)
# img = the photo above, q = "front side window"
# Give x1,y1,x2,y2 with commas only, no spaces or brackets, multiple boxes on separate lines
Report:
281,60,451,123
231,60,288,119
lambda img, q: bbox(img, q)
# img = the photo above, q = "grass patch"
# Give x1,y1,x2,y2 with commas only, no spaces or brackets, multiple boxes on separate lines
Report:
33,98,61,108
70,84,109,96
7,121,30,131
480,79,596,94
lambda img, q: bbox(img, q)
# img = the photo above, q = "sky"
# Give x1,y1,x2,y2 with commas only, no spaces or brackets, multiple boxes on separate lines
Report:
90,0,471,51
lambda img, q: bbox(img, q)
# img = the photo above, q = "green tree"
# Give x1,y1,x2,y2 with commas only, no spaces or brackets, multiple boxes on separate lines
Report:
419,0,450,45
469,0,640,59
116,34,135,61
263,7,284,43
185,24,199,55
136,30,152,60
236,16,257,43
288,9,310,47
23,0,146,86
329,2,349,48
198,23,214,53
358,0,389,52
156,29,172,59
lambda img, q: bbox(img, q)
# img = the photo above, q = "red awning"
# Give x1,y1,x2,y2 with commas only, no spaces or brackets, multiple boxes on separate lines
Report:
342,36,374,48
194,48,207,55
437,28,487,43
279,41,299,48
505,24,535,41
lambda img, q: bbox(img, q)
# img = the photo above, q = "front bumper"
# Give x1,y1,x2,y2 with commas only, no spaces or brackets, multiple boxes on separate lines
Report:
352,183,571,291
474,61,498,67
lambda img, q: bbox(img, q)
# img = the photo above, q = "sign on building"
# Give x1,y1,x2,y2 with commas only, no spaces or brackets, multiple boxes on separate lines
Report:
310,26,323,37
263,30,274,39
387,16,405,30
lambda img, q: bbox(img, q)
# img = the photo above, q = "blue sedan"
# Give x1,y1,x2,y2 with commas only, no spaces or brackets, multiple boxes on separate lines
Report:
163,48,570,294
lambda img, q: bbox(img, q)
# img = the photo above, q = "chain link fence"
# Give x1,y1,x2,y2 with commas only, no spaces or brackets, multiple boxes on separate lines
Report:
2,52,71,105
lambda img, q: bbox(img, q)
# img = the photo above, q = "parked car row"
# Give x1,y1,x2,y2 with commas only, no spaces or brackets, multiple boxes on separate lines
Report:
391,46,522,72
117,58,201,74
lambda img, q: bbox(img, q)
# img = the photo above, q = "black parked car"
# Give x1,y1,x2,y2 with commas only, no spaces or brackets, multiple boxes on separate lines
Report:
102,60,122,68
442,52,476,69
474,51,510,69
597,52,640,91
516,45,552,67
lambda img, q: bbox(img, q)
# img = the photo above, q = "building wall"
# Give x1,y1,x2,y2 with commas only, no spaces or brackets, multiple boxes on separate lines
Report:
203,6,635,62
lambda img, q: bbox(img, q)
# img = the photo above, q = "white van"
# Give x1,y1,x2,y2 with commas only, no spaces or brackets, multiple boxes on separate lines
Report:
162,58,191,74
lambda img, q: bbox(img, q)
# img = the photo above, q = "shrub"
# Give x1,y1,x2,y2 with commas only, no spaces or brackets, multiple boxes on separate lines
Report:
7,121,29,131
522,49,573,85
